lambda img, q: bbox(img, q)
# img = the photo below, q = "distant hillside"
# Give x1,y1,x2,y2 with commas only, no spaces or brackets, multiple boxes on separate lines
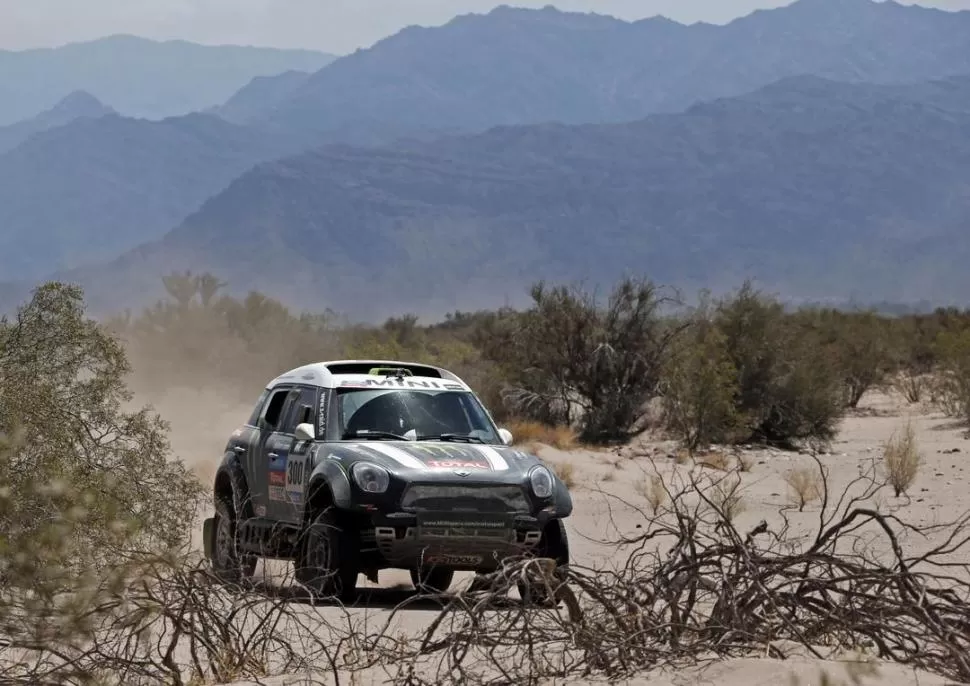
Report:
247,0,970,145
0,113,302,280
0,91,113,155
209,70,312,124
55,73,970,321
0,35,335,126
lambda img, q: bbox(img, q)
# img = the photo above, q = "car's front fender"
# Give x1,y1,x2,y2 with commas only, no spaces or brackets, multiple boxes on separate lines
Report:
552,476,574,517
305,452,354,512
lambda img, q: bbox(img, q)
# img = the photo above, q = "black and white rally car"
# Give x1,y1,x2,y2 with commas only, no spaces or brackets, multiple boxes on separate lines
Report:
202,360,573,601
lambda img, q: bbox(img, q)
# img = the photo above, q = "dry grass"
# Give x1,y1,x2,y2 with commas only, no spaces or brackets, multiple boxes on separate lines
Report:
709,473,746,522
506,419,578,450
785,465,824,512
553,461,578,489
882,420,922,497
696,450,733,471
635,474,669,515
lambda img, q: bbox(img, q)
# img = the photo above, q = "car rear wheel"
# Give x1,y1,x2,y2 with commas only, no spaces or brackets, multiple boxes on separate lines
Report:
410,565,455,594
518,519,570,607
295,507,359,602
211,495,257,584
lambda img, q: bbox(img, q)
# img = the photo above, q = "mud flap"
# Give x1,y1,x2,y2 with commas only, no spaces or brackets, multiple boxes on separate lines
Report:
202,517,215,559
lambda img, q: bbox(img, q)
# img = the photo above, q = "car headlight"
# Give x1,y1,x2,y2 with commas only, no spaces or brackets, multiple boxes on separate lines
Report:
351,462,390,494
529,465,554,499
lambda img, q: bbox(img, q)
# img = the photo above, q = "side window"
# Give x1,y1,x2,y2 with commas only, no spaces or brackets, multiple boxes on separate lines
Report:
246,390,270,426
281,386,319,434
262,387,291,429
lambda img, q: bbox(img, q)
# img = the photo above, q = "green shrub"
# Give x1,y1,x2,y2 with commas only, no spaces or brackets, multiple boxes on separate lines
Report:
661,307,741,451
714,283,844,448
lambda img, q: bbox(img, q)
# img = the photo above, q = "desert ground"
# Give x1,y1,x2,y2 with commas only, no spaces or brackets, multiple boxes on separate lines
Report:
146,385,970,686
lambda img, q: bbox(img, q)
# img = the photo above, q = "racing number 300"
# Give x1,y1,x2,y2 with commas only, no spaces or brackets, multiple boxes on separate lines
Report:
286,458,306,489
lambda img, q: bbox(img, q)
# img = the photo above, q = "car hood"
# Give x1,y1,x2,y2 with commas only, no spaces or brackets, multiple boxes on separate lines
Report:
317,440,540,477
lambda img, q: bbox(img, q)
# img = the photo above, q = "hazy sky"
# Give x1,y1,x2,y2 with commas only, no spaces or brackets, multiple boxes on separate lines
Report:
2,0,969,53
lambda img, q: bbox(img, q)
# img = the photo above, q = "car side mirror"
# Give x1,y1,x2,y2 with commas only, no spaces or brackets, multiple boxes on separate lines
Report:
294,423,315,441
498,428,513,446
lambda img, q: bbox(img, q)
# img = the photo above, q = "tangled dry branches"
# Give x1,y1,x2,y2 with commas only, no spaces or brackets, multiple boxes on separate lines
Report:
3,461,970,686
362,462,970,685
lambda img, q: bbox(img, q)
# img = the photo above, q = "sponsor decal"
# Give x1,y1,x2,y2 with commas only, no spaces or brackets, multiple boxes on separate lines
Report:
255,505,267,517
424,554,482,566
269,471,285,485
427,459,489,470
422,519,507,529
317,390,329,437
268,485,285,501
339,378,465,391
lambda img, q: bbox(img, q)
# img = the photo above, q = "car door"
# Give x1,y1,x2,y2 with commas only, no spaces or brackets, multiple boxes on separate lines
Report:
266,385,319,523
247,385,294,518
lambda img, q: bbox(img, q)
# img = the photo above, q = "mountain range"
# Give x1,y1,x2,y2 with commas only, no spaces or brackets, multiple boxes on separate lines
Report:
248,0,970,143
0,35,335,126
2,0,970,319
0,91,114,156
49,72,970,320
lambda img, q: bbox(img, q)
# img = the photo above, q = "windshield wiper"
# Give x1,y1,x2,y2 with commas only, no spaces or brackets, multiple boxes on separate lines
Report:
420,433,486,444
342,430,410,441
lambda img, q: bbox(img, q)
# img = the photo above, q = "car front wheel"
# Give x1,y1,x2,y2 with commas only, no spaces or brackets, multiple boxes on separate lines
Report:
518,518,570,607
211,495,257,584
410,565,455,594
295,507,359,602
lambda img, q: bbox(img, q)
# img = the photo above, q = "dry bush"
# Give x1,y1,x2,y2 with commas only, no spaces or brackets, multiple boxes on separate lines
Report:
0,545,367,686
785,465,824,511
892,371,928,405
708,472,746,522
882,420,921,497
633,473,668,515
506,419,578,450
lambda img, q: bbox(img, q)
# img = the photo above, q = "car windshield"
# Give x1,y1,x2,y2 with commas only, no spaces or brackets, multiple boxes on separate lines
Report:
336,388,501,443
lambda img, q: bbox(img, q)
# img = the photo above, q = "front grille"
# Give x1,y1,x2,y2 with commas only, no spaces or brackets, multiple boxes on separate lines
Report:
400,484,529,513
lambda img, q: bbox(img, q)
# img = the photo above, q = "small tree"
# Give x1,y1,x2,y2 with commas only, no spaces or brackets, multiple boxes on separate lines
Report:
0,282,204,574
495,278,683,443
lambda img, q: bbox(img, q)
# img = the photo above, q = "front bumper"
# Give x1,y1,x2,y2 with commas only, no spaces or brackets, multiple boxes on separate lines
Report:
364,509,547,571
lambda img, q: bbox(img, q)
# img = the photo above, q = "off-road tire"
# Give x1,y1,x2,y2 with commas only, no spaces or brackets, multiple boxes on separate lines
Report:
211,495,257,584
295,508,359,603
518,518,570,607
410,565,455,594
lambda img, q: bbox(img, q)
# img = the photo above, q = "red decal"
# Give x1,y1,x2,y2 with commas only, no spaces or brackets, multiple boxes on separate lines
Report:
427,460,489,470
269,471,285,485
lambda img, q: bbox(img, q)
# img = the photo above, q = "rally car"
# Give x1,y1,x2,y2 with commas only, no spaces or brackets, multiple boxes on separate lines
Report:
202,360,573,602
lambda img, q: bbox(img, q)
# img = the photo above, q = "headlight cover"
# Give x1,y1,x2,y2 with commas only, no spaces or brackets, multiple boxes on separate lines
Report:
351,462,390,494
529,465,554,499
